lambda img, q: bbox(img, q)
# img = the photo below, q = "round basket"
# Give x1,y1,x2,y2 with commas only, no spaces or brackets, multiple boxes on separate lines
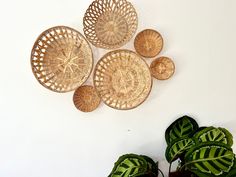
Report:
83,0,138,49
73,85,101,112
134,29,163,58
31,26,93,93
93,50,152,110
150,57,175,80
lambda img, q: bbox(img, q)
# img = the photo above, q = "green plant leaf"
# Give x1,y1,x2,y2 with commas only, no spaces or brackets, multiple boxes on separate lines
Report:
189,169,217,177
193,127,233,147
226,168,236,177
185,142,235,176
109,154,148,177
165,137,195,162
139,155,158,176
165,115,199,145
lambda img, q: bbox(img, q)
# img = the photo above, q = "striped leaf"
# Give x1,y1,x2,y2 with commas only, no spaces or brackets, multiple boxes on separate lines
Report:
140,155,158,176
109,154,148,177
165,137,195,162
185,142,235,176
194,127,233,147
165,115,199,144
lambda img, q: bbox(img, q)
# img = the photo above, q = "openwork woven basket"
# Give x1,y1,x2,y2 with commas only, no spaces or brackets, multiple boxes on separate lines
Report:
93,50,152,110
31,26,93,92
134,29,163,58
83,0,138,49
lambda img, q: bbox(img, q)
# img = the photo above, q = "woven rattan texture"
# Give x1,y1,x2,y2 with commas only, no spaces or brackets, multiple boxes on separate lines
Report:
150,57,175,80
93,50,152,110
134,29,163,58
31,26,93,92
73,85,101,112
83,0,138,49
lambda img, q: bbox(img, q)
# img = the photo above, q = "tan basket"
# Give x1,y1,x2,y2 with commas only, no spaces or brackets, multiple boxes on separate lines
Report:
83,0,138,49
73,85,101,112
134,29,163,58
31,26,93,92
93,50,152,110
150,56,175,80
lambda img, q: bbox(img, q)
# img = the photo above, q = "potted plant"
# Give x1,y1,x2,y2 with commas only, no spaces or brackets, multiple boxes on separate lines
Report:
108,115,236,177
165,115,236,177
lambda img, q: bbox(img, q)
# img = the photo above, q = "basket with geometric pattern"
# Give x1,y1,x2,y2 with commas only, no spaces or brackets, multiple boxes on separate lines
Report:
31,26,93,93
83,0,138,49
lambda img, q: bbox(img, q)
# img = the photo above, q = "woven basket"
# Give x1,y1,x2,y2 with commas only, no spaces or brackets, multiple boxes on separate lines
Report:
83,0,138,49
134,29,163,58
150,57,175,80
31,26,93,92
93,50,152,110
73,85,101,112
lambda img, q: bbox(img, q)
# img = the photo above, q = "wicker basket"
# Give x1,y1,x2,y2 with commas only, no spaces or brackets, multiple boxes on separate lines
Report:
93,50,152,110
134,29,163,58
150,57,175,80
73,85,101,112
83,0,138,49
31,26,93,92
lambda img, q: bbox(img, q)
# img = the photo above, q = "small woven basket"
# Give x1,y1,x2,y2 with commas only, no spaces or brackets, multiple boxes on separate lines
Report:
93,50,152,110
150,57,175,80
31,26,93,93
83,0,138,49
134,29,163,58
73,85,101,112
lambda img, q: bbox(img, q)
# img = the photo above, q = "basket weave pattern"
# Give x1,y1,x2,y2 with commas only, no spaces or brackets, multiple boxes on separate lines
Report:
93,50,152,110
31,26,93,92
150,57,175,80
134,29,163,58
73,85,101,112
83,0,138,49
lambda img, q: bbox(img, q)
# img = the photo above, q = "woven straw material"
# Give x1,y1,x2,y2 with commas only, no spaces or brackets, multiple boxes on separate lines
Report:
150,57,175,80
83,0,138,49
134,29,163,58
73,85,101,112
31,26,93,92
93,50,152,110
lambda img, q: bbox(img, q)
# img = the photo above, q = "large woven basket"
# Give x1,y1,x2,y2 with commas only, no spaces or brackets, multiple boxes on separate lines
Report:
93,50,152,110
31,26,93,93
83,0,138,49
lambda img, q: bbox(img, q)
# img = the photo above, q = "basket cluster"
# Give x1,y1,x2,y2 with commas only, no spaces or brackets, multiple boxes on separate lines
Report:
30,0,175,112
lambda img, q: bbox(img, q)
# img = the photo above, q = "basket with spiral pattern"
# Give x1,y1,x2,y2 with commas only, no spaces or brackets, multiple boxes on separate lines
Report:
31,26,93,93
83,0,138,49
93,50,152,110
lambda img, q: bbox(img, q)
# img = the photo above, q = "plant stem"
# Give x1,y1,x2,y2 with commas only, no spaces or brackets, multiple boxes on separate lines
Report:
158,168,165,177
168,163,172,177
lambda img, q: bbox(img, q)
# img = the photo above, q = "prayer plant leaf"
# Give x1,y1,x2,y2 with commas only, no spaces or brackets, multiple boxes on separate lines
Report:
165,115,199,145
165,137,195,162
185,142,235,176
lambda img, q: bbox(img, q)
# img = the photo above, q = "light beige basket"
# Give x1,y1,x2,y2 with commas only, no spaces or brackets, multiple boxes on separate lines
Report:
83,0,138,49
73,85,101,112
31,26,93,92
93,50,152,110
150,56,175,80
134,29,163,58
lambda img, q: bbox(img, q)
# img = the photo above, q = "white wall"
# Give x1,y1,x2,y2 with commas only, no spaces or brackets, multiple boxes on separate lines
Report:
0,0,236,176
